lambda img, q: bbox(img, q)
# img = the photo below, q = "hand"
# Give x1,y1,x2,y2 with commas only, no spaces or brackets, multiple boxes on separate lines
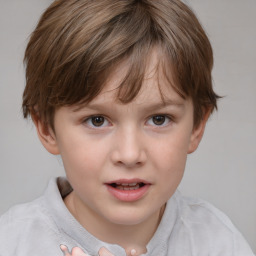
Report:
60,245,115,256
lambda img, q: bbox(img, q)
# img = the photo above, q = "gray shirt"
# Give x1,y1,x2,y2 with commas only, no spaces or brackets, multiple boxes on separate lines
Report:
0,177,254,256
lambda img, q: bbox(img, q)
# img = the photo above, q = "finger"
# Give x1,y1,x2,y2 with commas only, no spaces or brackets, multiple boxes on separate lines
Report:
60,245,72,256
71,246,89,256
98,247,115,256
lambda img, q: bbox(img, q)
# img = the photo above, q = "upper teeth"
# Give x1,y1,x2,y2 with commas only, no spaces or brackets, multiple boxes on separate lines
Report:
115,183,140,190
116,182,138,186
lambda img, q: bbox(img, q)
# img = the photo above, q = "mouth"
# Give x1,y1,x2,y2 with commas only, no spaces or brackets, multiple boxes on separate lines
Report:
105,180,150,202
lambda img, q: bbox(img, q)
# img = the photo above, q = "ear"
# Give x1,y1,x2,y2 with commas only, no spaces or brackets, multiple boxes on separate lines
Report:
32,114,60,155
188,109,211,154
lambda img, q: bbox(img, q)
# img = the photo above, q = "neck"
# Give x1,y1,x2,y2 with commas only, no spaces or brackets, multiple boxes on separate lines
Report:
64,192,165,255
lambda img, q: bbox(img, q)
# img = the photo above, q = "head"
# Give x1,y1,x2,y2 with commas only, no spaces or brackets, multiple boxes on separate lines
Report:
23,0,219,131
21,0,220,232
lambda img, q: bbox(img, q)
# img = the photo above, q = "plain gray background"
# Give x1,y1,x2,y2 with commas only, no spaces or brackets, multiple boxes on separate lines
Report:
0,0,255,252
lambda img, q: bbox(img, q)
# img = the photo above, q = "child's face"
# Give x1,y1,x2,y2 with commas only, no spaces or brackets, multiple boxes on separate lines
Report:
37,50,206,227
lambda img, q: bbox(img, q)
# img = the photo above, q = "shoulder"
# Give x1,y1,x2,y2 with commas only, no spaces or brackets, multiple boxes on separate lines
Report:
176,193,236,232
0,197,62,255
170,192,255,255
0,195,56,228
0,197,43,230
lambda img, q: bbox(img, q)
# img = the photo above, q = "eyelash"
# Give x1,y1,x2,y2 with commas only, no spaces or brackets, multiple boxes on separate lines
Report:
83,114,173,128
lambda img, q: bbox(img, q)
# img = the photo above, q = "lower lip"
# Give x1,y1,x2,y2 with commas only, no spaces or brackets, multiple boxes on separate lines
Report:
106,184,150,202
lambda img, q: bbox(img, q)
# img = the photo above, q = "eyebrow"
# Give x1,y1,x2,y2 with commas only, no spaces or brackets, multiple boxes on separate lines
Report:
73,98,185,113
139,99,185,112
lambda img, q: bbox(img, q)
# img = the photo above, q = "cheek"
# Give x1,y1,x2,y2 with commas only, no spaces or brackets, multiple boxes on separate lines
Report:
154,147,187,203
152,132,190,187
156,146,187,184
60,140,107,200
59,135,108,179
153,131,190,166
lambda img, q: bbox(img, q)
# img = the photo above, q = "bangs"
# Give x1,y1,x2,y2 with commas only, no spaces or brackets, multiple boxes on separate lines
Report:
74,43,184,111
46,2,161,108
23,0,218,129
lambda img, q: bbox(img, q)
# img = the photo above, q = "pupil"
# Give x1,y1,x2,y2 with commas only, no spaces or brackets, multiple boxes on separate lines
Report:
92,116,104,126
153,115,165,125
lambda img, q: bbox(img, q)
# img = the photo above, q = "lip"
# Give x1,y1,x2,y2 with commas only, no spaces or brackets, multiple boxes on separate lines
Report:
105,179,151,202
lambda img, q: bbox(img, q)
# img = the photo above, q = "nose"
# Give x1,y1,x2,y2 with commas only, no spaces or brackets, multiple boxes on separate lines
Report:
110,127,147,168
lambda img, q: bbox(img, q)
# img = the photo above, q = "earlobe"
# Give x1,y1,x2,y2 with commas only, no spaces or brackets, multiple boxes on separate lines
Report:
32,114,60,155
188,109,211,154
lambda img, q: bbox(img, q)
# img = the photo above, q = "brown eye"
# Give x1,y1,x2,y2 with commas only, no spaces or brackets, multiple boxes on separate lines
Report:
146,115,171,127
152,115,166,125
90,116,106,127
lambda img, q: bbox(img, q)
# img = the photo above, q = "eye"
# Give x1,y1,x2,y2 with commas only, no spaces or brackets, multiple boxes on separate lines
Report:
85,116,110,128
147,115,171,127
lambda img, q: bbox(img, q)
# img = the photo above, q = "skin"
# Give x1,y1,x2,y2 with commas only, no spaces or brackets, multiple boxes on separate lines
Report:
34,49,209,255
60,245,114,256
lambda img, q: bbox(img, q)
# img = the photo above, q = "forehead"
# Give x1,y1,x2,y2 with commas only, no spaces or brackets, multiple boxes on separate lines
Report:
94,48,185,106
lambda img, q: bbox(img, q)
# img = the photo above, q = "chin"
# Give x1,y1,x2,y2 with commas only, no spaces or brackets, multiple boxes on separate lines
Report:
105,209,153,226
111,217,146,226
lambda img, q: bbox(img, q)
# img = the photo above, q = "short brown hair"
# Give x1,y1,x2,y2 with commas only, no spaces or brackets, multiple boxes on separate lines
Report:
23,0,219,129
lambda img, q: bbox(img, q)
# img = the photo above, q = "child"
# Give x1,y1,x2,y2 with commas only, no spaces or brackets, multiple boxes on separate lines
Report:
0,0,254,255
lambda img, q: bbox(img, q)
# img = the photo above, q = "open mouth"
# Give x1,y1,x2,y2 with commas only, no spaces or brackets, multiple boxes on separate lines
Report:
106,180,150,201
109,182,145,191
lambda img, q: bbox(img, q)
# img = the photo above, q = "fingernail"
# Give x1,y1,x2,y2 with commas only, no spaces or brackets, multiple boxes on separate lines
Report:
60,244,70,256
